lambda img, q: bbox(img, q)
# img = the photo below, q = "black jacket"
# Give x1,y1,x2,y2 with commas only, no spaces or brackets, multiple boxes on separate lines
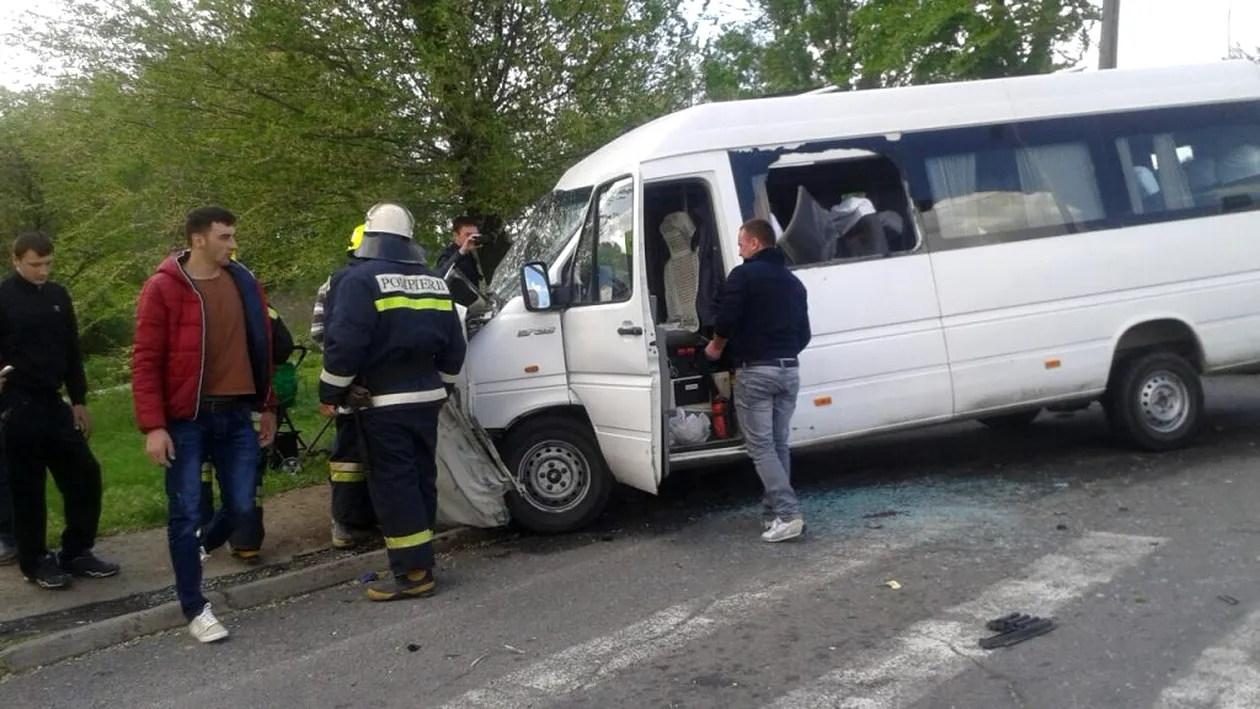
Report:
435,242,483,287
712,247,811,365
268,307,294,365
691,212,725,329
0,272,88,404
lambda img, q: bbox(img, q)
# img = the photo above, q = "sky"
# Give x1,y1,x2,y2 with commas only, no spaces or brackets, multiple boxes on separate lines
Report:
1,0,1258,90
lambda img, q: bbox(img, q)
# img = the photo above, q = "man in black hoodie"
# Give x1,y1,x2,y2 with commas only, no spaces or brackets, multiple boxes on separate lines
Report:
705,218,811,544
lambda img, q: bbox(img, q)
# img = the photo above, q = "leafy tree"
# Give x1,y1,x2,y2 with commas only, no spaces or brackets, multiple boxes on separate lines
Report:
1,0,698,354
701,0,1101,98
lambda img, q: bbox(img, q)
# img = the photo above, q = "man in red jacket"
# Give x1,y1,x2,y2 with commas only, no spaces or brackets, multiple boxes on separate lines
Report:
131,206,277,644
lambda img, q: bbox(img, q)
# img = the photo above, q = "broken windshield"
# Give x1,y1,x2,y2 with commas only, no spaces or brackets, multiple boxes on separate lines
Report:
490,186,593,304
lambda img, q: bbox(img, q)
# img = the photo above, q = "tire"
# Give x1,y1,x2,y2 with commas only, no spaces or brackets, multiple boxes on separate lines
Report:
500,416,613,534
979,409,1041,430
1103,350,1204,452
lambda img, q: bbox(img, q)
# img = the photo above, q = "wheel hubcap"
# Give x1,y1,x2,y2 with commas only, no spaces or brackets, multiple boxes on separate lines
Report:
518,440,590,514
1138,370,1190,434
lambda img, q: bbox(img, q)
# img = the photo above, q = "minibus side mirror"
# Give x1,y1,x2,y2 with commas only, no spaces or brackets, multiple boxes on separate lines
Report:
521,261,553,311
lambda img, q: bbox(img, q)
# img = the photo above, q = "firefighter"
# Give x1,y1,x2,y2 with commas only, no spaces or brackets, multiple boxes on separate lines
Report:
311,224,380,549
319,203,465,601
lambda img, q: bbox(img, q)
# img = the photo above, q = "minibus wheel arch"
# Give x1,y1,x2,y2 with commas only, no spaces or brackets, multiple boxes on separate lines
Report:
1109,318,1205,374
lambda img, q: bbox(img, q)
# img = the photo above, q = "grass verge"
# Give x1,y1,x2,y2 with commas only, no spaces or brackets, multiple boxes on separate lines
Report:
41,354,329,546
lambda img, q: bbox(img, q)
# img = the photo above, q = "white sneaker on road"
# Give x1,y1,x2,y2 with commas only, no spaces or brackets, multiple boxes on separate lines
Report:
189,604,229,643
762,517,805,543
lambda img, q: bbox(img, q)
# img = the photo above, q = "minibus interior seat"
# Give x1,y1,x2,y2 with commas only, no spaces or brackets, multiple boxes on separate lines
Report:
659,210,701,332
1183,158,1218,207
777,186,837,265
1132,165,1165,212
866,184,914,252
827,196,890,259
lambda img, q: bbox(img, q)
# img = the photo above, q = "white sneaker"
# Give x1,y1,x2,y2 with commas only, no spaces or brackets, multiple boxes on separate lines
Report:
189,604,229,643
761,517,805,543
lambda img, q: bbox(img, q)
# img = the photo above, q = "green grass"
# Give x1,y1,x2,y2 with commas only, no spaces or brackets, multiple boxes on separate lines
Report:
42,354,329,546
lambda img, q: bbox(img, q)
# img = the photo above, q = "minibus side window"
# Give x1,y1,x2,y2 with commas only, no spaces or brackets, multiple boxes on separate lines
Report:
570,176,636,306
900,118,1107,249
736,153,920,270
1103,101,1260,221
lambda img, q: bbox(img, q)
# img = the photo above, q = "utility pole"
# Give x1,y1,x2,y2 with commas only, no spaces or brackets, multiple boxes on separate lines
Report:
1099,0,1121,70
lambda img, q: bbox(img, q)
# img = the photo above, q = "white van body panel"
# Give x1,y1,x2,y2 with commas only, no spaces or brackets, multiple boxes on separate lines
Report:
463,298,570,431
789,256,954,443
932,213,1260,416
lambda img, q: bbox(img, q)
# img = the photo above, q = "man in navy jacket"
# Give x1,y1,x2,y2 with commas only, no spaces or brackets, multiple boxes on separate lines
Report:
706,218,811,543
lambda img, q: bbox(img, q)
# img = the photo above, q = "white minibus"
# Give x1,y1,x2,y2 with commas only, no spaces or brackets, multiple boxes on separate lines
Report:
444,60,1260,534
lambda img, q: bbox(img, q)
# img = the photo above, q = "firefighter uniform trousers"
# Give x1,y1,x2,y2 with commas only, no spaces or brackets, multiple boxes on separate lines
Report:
199,457,265,552
328,411,377,531
361,403,441,577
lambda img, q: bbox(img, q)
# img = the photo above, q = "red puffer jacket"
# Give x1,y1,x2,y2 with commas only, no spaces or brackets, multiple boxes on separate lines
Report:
131,252,277,434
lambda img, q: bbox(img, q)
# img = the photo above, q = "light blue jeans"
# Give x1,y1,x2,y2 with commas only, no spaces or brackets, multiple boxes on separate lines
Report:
734,364,803,521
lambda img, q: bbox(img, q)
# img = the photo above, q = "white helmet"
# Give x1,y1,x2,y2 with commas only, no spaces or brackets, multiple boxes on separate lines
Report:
364,202,415,239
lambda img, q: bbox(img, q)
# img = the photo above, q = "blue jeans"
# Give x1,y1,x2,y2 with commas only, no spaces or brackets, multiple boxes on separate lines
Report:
166,405,260,620
734,365,803,521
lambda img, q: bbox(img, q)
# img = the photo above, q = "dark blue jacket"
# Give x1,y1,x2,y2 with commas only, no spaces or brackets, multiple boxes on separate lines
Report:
713,247,811,364
318,258,467,409
435,242,482,286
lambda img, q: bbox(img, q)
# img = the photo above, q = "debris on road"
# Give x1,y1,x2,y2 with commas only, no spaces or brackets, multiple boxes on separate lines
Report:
884,580,902,590
503,644,526,655
407,643,421,652
863,510,903,519
1218,595,1240,606
979,613,1056,649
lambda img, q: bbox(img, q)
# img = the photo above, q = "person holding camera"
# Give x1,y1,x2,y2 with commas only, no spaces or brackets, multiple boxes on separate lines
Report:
435,215,484,289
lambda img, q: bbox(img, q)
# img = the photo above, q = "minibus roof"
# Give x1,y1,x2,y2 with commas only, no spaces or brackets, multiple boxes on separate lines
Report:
556,60,1260,190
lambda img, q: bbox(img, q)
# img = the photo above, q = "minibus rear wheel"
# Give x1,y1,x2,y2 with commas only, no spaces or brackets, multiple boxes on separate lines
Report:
1103,350,1204,452
501,416,613,535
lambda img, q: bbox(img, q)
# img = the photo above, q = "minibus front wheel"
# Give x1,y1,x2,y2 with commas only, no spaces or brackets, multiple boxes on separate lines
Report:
1103,350,1204,452
501,415,614,535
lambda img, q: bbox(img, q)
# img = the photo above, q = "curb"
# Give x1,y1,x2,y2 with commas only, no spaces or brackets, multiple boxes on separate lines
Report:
0,525,503,675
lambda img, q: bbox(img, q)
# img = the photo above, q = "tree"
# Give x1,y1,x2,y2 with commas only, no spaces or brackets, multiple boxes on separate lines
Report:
701,0,1101,98
1,0,698,352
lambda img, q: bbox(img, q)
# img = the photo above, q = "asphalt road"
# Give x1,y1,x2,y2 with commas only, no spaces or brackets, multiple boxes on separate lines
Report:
6,376,1260,709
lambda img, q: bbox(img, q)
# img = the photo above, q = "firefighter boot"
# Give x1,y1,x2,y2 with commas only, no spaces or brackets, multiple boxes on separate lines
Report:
365,569,436,601
332,521,379,549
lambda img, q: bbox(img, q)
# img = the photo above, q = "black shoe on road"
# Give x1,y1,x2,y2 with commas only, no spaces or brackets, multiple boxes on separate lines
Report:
25,555,72,589
58,550,121,578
